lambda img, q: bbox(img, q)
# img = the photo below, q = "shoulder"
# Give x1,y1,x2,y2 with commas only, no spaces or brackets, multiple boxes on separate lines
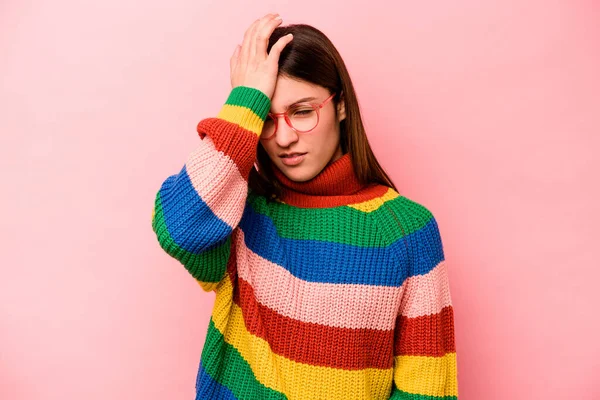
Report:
374,185,437,231
373,186,445,265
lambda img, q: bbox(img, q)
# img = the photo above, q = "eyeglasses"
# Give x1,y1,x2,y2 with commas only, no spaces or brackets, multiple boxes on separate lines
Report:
259,92,336,140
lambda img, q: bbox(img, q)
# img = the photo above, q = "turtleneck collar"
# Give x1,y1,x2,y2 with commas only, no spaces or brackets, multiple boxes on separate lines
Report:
272,152,364,196
268,152,389,208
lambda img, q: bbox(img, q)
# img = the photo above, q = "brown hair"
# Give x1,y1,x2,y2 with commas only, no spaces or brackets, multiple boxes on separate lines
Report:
248,23,399,201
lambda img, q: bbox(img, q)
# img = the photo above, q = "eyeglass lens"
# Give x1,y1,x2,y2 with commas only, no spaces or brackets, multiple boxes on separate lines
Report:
261,104,318,139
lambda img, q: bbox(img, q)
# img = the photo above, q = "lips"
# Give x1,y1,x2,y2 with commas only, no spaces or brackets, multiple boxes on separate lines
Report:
279,152,307,166
280,152,307,158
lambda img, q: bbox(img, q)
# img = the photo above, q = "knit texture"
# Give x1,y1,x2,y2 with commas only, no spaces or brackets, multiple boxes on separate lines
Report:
151,86,459,400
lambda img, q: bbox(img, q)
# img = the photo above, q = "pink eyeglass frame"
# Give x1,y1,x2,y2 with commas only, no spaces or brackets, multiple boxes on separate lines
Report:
260,92,337,140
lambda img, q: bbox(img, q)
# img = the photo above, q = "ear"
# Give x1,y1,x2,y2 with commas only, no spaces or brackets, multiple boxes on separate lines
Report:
337,91,346,122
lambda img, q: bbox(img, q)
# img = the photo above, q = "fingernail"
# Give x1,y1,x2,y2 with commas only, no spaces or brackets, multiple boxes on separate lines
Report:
274,15,282,20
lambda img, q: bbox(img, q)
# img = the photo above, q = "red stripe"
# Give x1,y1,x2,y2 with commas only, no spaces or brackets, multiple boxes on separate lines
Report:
223,246,394,370
393,306,457,357
196,118,259,179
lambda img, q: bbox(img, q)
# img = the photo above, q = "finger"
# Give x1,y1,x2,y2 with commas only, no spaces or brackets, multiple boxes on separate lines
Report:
230,44,240,74
266,33,293,65
250,14,277,62
256,14,282,58
240,18,260,67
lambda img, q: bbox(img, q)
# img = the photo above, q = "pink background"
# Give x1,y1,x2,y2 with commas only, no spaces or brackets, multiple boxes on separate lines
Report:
1,0,599,399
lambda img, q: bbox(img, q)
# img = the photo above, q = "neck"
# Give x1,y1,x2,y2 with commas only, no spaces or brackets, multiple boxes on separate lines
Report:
270,152,388,208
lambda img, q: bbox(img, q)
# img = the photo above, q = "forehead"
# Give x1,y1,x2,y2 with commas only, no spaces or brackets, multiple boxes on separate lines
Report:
270,76,329,112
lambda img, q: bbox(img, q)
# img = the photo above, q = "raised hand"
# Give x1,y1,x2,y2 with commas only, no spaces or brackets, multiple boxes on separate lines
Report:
230,13,293,100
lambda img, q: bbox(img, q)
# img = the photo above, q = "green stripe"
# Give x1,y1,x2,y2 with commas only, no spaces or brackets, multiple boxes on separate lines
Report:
201,318,288,399
151,190,230,285
389,387,457,400
225,86,271,121
246,193,432,247
379,196,434,244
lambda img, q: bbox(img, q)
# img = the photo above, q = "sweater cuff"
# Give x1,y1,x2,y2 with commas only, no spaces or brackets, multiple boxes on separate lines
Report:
195,86,271,179
215,86,271,138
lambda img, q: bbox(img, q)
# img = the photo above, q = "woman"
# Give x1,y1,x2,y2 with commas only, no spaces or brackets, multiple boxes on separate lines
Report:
151,13,459,400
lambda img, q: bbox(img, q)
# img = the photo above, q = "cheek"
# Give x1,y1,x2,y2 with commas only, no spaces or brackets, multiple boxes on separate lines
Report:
265,144,279,159
314,115,339,143
323,110,340,131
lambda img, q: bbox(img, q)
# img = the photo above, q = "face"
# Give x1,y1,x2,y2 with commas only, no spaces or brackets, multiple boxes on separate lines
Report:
259,75,346,182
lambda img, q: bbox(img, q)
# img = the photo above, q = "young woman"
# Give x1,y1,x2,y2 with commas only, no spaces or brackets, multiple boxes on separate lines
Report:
152,13,459,400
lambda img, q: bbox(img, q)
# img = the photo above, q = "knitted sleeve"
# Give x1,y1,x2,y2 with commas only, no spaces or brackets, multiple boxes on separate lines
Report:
151,86,270,292
389,206,459,399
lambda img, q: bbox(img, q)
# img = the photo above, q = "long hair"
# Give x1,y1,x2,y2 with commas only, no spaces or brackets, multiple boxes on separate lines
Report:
248,23,399,201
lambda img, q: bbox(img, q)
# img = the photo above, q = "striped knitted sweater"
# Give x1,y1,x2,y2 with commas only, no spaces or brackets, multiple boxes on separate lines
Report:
151,86,459,400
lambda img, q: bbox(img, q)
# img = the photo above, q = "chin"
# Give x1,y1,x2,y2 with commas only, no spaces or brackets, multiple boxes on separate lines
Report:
281,165,317,182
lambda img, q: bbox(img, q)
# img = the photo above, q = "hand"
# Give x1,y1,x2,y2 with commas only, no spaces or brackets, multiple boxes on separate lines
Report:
230,13,293,100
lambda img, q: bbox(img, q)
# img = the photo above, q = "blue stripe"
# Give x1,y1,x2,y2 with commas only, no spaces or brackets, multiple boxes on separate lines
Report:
159,164,232,254
410,216,445,276
239,205,444,286
195,362,238,400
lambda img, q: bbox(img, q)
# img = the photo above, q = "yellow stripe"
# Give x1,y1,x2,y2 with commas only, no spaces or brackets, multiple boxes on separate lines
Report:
348,187,399,212
393,352,459,397
209,274,394,400
197,280,220,292
217,104,265,137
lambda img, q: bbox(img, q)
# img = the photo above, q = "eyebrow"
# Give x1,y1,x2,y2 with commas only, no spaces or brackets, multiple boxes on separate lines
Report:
271,96,318,112
290,96,318,105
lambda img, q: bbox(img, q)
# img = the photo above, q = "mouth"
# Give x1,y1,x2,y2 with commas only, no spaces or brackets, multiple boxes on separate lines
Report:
279,152,307,166
279,152,307,158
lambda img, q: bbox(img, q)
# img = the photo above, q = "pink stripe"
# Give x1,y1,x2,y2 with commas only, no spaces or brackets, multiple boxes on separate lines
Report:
185,135,248,229
234,229,403,330
398,261,453,318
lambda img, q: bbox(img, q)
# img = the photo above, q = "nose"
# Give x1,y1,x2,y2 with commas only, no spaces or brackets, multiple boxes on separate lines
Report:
274,117,300,147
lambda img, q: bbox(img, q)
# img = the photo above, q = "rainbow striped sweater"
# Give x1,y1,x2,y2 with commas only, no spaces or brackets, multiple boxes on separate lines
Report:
151,86,459,399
